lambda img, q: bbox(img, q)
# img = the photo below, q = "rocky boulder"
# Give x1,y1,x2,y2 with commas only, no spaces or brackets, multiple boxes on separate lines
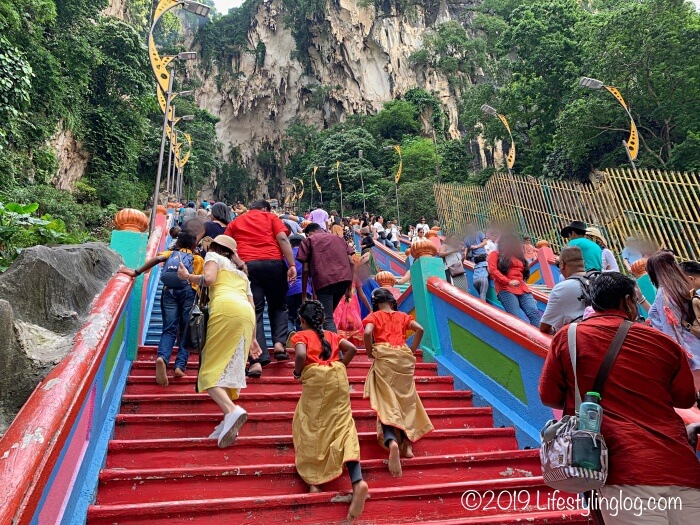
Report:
0,242,122,435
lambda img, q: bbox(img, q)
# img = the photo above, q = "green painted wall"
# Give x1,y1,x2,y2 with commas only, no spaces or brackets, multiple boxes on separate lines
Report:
409,257,445,361
104,315,126,389
448,320,528,404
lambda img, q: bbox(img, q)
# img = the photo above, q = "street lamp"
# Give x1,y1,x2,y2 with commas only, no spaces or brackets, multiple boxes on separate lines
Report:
358,149,366,213
383,145,402,228
166,113,194,196
311,165,326,207
481,104,515,175
148,0,209,230
579,76,639,168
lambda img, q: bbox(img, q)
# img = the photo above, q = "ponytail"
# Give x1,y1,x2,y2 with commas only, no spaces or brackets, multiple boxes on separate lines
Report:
299,300,332,361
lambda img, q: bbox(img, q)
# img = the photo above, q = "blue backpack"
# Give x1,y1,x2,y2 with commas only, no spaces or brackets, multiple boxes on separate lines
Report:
160,250,194,289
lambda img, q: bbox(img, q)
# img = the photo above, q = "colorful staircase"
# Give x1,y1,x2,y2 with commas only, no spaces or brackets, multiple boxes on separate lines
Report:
87,340,587,524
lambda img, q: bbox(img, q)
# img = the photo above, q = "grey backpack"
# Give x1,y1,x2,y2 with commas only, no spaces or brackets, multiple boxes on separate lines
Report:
540,320,631,492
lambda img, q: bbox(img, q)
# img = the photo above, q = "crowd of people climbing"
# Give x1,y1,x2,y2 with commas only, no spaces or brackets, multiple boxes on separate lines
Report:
119,197,700,523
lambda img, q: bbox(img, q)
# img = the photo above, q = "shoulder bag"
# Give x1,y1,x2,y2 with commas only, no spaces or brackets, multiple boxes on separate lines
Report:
540,319,632,494
183,285,210,354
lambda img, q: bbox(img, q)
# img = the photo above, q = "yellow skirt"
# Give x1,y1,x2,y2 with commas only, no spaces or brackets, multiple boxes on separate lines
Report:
363,343,434,448
293,362,361,486
197,294,255,400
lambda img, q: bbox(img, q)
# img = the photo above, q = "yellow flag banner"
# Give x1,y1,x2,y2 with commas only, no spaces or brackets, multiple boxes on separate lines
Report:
394,145,402,184
313,166,322,193
604,86,628,110
336,161,342,190
506,141,516,170
295,177,305,200
626,120,639,161
496,114,511,135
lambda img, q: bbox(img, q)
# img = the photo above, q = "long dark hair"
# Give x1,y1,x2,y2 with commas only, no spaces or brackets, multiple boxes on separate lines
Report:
647,251,693,323
372,287,397,311
299,300,332,360
496,233,530,280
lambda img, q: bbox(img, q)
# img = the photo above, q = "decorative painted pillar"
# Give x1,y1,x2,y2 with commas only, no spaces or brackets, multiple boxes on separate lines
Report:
409,255,444,362
537,246,559,287
110,209,149,360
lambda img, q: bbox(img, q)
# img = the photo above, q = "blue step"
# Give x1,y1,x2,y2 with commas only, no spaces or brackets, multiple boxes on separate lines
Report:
145,280,273,347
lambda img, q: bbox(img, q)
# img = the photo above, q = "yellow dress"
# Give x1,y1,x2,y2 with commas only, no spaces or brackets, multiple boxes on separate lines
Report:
197,252,255,400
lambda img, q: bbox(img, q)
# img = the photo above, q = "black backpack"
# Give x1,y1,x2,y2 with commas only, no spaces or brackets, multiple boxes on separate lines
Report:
160,250,195,289
566,270,601,318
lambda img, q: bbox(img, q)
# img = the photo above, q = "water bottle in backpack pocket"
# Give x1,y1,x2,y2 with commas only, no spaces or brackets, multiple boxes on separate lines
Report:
160,250,194,289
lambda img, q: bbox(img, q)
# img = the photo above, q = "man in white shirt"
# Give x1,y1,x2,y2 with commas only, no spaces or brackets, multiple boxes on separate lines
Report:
539,246,588,334
308,205,329,230
386,220,400,250
373,216,393,248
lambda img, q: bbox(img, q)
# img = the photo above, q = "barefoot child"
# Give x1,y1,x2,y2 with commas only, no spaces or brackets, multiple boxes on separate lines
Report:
363,288,434,477
292,301,369,521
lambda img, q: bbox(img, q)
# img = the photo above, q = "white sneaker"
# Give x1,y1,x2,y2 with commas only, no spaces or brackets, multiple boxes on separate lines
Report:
217,406,248,448
208,421,224,439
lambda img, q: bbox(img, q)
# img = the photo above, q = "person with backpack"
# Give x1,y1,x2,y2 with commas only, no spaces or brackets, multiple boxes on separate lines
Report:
120,231,204,386
540,247,591,334
539,272,700,524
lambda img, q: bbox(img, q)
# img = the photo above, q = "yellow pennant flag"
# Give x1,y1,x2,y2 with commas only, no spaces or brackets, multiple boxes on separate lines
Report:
313,166,322,193
394,145,403,184
336,160,342,190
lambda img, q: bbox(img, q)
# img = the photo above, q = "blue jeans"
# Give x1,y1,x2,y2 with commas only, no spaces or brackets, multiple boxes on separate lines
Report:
473,276,489,301
157,286,196,371
497,291,542,327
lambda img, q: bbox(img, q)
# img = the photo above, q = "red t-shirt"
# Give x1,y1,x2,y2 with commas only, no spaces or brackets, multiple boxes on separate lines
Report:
363,310,413,347
539,311,700,488
224,209,287,263
487,251,531,295
291,329,344,366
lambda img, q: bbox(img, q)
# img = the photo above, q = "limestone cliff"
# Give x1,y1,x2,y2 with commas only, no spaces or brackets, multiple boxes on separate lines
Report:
189,0,494,197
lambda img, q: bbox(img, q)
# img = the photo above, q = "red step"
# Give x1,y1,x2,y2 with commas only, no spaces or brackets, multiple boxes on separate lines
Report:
130,359,440,376
87,477,575,524
96,450,540,505
113,407,493,440
123,374,454,395
119,390,473,414
105,428,519,470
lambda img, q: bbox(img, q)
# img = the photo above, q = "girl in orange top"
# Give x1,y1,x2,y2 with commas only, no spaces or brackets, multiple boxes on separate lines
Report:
291,301,368,522
362,288,433,477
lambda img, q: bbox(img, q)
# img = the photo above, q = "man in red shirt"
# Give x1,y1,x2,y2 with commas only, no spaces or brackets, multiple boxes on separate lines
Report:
297,223,355,331
225,200,297,376
539,272,700,524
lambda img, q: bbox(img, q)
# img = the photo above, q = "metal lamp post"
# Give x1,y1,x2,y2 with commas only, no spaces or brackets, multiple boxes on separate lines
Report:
358,149,366,213
579,77,639,168
148,0,209,230
383,145,402,228
167,113,194,196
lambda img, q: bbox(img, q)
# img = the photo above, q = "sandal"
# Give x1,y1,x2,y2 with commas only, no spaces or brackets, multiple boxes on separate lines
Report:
274,343,290,361
247,362,262,378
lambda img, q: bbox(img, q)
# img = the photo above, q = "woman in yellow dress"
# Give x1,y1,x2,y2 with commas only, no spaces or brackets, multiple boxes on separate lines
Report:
178,235,261,448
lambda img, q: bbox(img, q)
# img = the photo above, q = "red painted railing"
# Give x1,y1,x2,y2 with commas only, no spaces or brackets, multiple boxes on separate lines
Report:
0,221,166,525
427,276,551,358
0,274,134,524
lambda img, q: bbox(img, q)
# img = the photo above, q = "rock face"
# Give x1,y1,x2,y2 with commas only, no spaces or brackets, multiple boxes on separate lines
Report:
49,126,90,191
0,243,123,435
191,0,490,196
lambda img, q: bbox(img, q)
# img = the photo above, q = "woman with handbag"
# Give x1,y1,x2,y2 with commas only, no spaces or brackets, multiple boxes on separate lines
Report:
439,234,467,292
647,251,700,393
177,235,262,448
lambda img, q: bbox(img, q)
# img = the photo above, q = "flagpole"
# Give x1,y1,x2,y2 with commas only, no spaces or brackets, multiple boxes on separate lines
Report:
336,161,343,217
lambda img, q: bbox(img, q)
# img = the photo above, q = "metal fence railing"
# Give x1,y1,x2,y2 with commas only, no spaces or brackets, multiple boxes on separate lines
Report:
434,168,700,261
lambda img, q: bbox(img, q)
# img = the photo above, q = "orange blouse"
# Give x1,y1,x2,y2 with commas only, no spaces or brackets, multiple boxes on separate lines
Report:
291,329,344,366
362,310,413,347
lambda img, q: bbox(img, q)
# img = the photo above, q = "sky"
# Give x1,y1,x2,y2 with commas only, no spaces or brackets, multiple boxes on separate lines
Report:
212,0,244,14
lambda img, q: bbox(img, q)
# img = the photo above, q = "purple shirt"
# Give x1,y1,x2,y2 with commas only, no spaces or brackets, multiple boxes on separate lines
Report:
309,208,329,230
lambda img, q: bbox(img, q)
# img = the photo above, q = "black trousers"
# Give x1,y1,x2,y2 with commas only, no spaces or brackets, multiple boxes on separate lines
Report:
316,280,352,332
247,259,289,365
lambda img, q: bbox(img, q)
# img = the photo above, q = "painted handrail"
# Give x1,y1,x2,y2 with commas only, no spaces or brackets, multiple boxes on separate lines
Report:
427,277,551,358
0,274,134,524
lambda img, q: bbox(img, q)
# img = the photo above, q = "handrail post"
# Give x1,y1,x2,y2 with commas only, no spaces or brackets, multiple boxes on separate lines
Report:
110,215,151,361
409,256,445,361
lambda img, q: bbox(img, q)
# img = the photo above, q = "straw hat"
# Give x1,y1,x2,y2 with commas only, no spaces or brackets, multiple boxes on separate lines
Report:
211,235,238,253
585,227,607,246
